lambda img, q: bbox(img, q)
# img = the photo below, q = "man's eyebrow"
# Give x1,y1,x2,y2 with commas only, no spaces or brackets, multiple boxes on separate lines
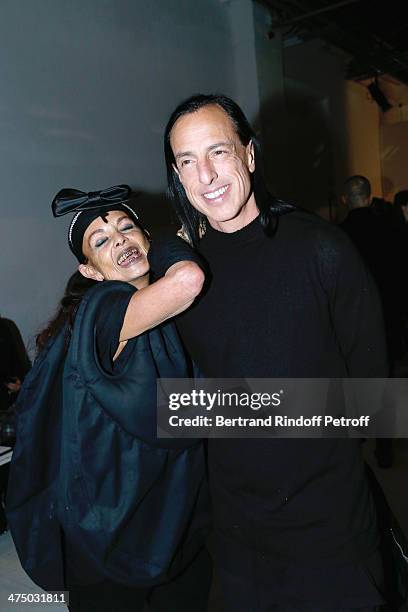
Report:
208,141,233,151
175,150,195,160
175,141,233,160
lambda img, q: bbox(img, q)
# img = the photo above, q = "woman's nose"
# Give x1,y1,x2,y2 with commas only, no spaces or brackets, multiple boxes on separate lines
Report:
115,232,127,247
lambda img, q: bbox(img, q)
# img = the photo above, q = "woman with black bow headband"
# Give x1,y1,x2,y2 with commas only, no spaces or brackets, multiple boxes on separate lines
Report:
7,185,212,612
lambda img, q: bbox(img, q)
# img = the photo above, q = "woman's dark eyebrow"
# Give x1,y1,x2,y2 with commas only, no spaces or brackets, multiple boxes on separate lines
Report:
116,215,131,225
88,216,132,244
88,228,105,244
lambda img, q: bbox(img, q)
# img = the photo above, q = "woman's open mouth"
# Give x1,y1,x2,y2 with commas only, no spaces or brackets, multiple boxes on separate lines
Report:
117,247,142,267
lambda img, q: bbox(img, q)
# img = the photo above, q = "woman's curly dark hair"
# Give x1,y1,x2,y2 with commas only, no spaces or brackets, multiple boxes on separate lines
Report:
35,272,96,354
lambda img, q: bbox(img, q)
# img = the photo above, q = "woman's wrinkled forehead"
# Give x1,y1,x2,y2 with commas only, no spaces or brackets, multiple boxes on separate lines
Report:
85,209,128,232
69,203,143,263
83,210,139,245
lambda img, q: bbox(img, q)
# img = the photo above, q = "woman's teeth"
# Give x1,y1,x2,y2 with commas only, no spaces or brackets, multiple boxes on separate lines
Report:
203,185,228,200
117,248,139,265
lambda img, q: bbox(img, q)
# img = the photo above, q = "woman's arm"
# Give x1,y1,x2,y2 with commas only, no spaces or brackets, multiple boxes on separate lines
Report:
119,259,204,341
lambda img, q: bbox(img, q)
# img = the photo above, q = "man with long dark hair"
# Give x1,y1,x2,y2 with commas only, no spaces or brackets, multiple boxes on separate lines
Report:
163,94,388,611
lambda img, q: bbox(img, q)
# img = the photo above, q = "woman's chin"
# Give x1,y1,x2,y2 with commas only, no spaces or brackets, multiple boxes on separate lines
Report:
125,264,150,287
108,258,149,282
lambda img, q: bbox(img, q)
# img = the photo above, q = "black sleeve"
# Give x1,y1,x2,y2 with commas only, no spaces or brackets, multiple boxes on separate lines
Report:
94,283,136,372
319,228,389,377
147,235,206,280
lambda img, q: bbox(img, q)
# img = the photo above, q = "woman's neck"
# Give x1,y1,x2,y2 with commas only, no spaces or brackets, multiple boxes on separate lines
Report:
131,272,150,290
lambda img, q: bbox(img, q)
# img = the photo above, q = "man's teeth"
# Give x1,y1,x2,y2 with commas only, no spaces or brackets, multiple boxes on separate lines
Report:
118,248,138,265
203,186,228,200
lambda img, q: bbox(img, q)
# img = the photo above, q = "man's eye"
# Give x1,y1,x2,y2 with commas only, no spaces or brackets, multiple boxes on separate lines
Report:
180,159,193,168
213,149,227,156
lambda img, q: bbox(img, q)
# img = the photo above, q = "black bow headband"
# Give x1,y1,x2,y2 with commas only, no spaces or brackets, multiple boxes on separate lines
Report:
51,184,143,263
52,184,131,217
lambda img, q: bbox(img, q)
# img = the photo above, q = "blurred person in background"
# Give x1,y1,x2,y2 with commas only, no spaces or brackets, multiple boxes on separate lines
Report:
0,315,30,534
0,315,30,413
340,176,403,468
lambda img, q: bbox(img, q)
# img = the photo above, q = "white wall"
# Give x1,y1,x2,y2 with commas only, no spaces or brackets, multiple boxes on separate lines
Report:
0,0,258,352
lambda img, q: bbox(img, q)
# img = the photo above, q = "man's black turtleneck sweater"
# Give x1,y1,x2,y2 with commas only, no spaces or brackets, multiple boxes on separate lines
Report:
175,210,388,573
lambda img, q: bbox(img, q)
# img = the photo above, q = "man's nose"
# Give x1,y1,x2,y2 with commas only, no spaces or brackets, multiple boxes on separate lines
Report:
197,158,217,185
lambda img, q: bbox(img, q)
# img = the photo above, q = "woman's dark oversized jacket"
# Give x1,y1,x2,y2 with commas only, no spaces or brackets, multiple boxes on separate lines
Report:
6,282,210,591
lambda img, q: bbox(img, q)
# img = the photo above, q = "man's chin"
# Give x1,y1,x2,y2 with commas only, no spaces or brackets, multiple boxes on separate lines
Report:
205,206,246,224
199,201,237,220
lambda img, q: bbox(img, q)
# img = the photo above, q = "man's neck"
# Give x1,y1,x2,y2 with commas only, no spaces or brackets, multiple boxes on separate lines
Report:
208,194,259,233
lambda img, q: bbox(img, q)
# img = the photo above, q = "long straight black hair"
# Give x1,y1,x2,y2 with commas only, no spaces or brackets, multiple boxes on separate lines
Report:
164,93,295,247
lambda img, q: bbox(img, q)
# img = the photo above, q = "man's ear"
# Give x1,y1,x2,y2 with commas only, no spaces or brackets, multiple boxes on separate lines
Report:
246,140,255,173
78,263,104,282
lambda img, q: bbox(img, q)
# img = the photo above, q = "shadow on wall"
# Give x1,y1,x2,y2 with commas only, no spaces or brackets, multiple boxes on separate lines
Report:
254,91,337,220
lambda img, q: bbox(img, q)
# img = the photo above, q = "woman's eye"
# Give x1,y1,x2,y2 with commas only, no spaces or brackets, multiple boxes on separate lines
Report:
119,224,134,231
95,238,108,248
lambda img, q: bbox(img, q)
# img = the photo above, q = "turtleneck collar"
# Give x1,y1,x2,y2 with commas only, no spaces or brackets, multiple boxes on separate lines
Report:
200,214,264,249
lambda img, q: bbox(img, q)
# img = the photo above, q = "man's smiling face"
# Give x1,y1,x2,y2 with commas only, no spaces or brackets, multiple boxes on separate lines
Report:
170,104,257,232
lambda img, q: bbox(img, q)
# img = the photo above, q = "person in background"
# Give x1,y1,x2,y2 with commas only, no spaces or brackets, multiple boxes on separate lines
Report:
371,196,392,218
0,316,30,534
340,176,400,468
392,189,408,233
0,315,30,413
391,190,408,359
